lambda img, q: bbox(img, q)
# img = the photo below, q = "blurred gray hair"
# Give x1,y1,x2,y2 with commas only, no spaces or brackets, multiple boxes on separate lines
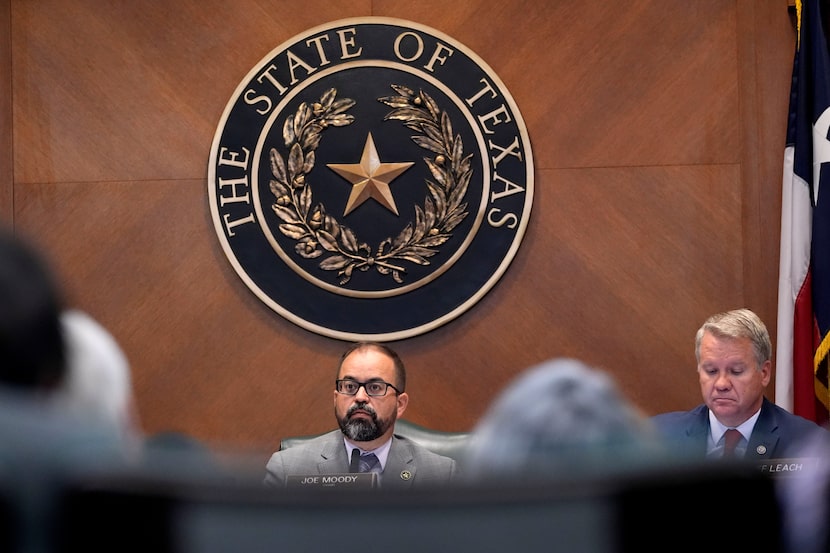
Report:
463,358,658,480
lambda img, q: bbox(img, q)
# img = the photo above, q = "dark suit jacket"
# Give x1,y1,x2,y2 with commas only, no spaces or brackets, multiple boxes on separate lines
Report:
263,430,457,490
651,397,830,460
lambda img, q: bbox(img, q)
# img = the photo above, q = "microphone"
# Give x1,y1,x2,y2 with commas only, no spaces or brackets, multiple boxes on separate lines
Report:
350,448,360,473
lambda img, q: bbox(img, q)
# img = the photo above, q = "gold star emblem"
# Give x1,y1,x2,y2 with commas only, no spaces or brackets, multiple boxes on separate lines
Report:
327,132,414,216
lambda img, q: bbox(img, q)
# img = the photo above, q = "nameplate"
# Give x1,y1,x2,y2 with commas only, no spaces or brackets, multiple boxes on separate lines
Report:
285,473,377,489
756,458,821,476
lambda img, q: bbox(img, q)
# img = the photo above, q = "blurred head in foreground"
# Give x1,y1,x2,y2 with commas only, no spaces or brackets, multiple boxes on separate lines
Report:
777,432,830,553
463,358,661,481
53,309,141,440
0,228,133,476
0,227,65,393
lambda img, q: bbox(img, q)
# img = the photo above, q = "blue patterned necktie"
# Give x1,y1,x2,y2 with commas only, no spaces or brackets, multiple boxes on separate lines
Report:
358,453,380,473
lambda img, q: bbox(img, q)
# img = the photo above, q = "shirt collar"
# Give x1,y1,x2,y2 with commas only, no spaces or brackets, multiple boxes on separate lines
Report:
344,437,392,471
708,406,761,444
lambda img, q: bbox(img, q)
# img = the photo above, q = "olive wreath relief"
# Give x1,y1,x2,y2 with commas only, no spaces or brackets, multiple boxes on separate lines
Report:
268,85,471,285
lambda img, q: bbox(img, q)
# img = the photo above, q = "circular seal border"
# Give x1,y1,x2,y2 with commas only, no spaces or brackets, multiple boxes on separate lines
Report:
208,17,533,341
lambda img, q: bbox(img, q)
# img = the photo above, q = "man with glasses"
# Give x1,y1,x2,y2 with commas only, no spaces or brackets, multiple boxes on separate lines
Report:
264,342,457,489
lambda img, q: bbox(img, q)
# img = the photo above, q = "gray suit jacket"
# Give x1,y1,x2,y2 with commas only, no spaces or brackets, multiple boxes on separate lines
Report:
264,430,457,490
651,397,830,460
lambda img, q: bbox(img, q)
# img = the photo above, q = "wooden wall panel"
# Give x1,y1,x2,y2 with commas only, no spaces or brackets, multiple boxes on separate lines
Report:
6,0,797,459
375,0,740,168
11,0,371,184
0,0,11,222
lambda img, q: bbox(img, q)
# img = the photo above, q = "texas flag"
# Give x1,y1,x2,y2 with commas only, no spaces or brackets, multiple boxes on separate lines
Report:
776,0,830,425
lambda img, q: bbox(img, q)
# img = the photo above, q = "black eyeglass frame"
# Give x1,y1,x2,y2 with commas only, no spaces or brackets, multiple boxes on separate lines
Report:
335,378,402,397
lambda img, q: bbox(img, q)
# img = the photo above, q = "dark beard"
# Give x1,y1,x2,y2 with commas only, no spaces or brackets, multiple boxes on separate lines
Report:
337,402,392,442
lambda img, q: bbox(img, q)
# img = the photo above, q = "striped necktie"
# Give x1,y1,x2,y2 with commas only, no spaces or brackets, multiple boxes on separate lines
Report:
358,453,380,473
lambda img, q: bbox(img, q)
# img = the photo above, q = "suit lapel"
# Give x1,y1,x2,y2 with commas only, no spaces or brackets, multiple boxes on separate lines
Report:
746,399,779,459
689,405,710,451
382,436,415,490
317,431,350,473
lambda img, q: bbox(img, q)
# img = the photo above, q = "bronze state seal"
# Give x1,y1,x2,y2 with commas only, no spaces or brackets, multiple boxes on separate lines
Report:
208,17,533,340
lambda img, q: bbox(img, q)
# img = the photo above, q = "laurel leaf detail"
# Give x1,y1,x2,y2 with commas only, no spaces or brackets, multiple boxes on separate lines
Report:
379,96,412,109
319,255,350,270
444,210,467,232
421,123,443,145
273,204,301,224
298,186,312,217
407,246,438,258
287,143,304,186
317,230,339,252
328,114,355,127
420,234,450,247
411,135,444,154
340,226,358,253
450,170,471,206
270,179,289,200
294,102,310,135
423,196,437,229
392,84,415,97
424,158,447,187
392,223,414,248
283,116,296,145
302,150,315,174
397,253,430,266
270,149,288,184
421,92,440,119
427,181,447,214
280,223,307,239
441,112,454,149
330,98,356,114
320,88,337,108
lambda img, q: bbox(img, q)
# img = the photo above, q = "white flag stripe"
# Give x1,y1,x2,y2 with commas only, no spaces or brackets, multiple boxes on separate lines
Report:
776,144,813,411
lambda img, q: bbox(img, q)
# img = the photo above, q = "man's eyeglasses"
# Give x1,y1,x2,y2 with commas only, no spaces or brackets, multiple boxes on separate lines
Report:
335,379,401,397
